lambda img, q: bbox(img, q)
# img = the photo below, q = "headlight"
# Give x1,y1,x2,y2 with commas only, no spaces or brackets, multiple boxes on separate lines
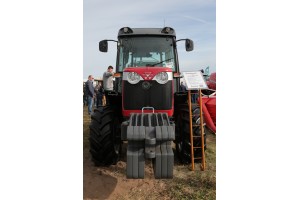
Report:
155,72,168,84
127,72,140,84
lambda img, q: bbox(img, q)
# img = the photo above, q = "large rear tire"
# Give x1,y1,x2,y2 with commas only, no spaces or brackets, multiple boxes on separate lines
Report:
175,104,206,164
89,106,122,166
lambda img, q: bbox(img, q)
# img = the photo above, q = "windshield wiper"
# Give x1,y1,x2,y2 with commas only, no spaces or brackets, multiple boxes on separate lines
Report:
150,58,173,67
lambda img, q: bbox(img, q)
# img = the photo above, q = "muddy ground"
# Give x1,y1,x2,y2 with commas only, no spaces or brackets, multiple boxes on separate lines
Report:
83,106,216,200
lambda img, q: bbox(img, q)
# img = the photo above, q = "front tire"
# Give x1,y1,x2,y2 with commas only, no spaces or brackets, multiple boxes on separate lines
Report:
175,104,206,164
89,105,122,166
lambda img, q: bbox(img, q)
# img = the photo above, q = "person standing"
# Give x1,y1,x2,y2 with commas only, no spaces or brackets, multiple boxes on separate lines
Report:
180,81,186,92
85,75,95,115
102,66,114,92
102,66,114,105
83,82,87,106
95,82,104,107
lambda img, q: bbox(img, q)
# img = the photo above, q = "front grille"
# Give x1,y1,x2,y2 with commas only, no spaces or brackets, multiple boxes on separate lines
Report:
123,80,172,110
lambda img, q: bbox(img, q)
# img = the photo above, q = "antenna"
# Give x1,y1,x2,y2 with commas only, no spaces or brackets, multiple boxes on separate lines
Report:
164,19,165,27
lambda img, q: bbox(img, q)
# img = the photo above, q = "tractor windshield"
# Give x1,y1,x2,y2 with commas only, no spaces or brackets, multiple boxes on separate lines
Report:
118,36,175,71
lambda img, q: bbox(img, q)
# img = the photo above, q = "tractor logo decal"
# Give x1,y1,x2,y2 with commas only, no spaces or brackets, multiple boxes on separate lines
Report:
141,72,155,80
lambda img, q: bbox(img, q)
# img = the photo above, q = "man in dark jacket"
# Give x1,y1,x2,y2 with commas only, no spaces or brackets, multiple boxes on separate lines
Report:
180,81,186,92
83,82,87,106
95,82,104,107
85,75,95,115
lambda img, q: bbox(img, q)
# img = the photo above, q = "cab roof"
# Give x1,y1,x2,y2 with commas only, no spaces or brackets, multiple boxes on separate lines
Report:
118,27,176,37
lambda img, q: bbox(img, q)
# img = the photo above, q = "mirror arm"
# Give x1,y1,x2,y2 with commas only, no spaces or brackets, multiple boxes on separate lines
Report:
176,39,187,42
106,39,118,43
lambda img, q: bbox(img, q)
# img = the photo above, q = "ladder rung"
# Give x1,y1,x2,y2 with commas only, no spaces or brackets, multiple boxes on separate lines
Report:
194,157,202,160
193,136,202,138
193,147,203,149
192,123,206,126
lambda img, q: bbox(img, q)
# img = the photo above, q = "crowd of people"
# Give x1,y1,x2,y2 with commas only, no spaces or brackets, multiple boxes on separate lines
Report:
83,66,115,115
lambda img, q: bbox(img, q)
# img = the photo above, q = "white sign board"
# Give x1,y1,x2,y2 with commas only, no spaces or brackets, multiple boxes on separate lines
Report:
182,71,208,90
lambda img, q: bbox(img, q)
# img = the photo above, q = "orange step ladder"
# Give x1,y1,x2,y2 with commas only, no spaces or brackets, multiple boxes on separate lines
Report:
187,89,206,171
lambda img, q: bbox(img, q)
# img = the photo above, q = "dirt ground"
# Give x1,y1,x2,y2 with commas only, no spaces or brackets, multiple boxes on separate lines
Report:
83,106,216,200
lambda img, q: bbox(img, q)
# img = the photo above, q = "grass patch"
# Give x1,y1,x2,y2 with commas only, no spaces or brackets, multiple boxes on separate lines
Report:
164,132,216,200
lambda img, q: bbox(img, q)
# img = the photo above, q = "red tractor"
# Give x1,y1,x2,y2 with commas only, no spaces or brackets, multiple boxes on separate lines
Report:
89,27,206,179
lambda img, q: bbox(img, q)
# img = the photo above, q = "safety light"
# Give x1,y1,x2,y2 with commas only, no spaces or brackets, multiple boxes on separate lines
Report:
122,27,133,34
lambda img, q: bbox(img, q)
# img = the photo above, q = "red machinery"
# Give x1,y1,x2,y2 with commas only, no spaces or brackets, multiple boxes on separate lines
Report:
202,96,216,133
201,72,216,133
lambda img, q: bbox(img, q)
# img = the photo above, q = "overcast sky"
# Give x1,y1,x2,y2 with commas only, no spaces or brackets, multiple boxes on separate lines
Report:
83,0,215,79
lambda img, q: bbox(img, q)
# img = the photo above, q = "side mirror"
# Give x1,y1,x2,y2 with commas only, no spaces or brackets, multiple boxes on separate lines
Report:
185,39,194,51
99,40,108,52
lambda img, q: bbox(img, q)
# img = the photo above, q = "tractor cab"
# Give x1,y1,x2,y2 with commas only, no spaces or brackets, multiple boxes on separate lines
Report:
99,27,194,116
